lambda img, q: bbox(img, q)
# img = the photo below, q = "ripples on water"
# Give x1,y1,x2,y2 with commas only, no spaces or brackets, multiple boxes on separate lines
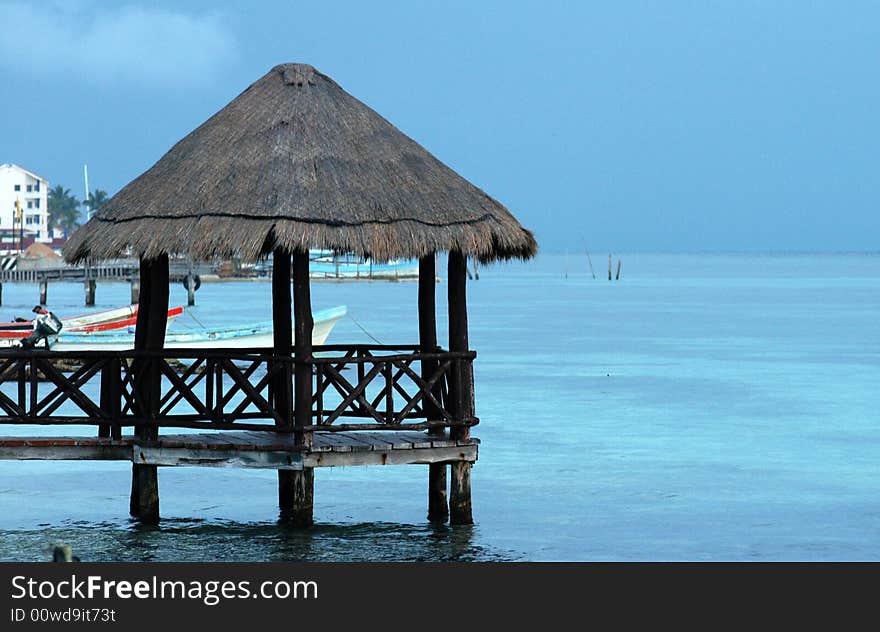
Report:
0,520,517,562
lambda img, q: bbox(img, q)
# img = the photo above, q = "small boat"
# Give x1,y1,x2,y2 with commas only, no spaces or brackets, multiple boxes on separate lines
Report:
308,250,418,280
0,305,185,347
48,305,347,351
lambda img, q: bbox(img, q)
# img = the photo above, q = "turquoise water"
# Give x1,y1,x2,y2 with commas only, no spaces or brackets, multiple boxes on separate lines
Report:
0,253,878,560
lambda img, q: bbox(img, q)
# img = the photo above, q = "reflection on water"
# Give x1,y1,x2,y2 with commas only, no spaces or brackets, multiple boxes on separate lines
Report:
0,519,516,562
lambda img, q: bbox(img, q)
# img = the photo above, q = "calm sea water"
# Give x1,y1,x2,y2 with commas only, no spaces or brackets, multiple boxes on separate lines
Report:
0,253,878,561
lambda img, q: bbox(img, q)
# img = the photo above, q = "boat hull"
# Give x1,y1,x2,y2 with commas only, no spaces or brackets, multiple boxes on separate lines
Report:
0,306,184,347
308,251,418,279
48,306,346,351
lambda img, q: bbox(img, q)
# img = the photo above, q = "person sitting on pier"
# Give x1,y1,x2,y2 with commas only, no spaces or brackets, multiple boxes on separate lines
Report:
19,306,63,349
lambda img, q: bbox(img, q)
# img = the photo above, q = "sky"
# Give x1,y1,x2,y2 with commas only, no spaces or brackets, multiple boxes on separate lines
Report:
0,0,877,253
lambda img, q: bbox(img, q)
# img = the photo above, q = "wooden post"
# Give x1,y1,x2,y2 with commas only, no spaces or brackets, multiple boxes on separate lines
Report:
272,248,293,432
292,250,314,448
130,277,140,304
420,254,448,522
84,263,95,306
130,256,154,521
98,357,121,439
52,545,76,562
84,279,96,306
608,254,612,281
39,279,47,305
129,254,168,523
0,282,3,306
616,259,622,281
447,250,474,525
274,248,314,526
291,249,315,525
186,260,196,306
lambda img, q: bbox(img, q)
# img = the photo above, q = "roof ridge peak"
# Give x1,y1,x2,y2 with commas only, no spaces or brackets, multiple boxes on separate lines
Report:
272,63,321,86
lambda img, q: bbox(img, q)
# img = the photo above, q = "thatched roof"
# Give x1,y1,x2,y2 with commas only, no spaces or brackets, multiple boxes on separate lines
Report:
64,63,536,264
22,242,61,259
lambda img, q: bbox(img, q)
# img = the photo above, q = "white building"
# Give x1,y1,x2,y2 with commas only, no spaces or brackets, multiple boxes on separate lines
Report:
0,163,51,247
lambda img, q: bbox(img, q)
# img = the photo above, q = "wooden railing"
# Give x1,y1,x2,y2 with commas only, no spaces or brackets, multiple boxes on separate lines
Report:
0,345,477,435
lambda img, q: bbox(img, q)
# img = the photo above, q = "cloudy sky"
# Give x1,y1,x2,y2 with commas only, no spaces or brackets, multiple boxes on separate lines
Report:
1,0,877,252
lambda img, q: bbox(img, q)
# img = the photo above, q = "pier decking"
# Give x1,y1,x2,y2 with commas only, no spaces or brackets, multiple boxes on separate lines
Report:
0,431,478,469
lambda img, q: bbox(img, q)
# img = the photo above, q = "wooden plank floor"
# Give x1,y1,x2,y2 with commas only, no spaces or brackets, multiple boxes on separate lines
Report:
0,431,479,470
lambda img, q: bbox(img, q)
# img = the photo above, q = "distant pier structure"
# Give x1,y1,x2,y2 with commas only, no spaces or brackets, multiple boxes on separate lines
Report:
0,255,418,308
0,63,536,526
0,260,212,307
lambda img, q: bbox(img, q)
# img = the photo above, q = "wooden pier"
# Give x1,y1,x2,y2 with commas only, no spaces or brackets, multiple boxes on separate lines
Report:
2,62,537,530
0,262,138,283
0,261,211,307
0,332,478,525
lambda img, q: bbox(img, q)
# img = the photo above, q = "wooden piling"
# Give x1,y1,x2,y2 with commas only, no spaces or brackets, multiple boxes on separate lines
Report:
84,279,96,306
271,248,293,432
99,357,122,440
273,248,315,527
608,254,612,281
39,279,47,305
292,250,314,449
279,467,313,525
291,249,315,526
129,255,168,523
51,545,77,562
186,261,196,306
420,254,448,522
186,276,195,306
616,259,621,281
130,277,140,304
272,248,295,521
447,250,474,525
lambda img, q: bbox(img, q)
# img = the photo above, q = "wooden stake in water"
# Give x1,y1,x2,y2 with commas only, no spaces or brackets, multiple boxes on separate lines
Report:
419,254,448,522
448,251,474,525
52,544,77,562
616,259,621,281
582,238,597,279
84,279,96,306
186,260,196,307
608,254,612,281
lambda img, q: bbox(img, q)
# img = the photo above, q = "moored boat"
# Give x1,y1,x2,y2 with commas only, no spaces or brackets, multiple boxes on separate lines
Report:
0,305,185,347
48,305,347,351
308,250,418,279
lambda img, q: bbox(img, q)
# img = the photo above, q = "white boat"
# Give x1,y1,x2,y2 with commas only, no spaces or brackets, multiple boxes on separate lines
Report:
0,305,184,348
308,250,418,279
48,305,347,351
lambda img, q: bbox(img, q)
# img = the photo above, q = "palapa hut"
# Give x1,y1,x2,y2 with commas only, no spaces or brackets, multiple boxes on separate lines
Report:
63,63,536,526
18,242,63,271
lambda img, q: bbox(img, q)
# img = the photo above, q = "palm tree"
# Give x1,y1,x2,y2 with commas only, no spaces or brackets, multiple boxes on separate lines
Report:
83,189,109,220
47,185,82,238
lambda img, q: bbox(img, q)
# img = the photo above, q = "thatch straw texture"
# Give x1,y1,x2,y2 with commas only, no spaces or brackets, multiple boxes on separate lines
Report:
64,63,536,264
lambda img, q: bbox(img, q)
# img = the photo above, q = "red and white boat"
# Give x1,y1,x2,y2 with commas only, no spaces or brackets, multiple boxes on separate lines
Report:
0,305,185,347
